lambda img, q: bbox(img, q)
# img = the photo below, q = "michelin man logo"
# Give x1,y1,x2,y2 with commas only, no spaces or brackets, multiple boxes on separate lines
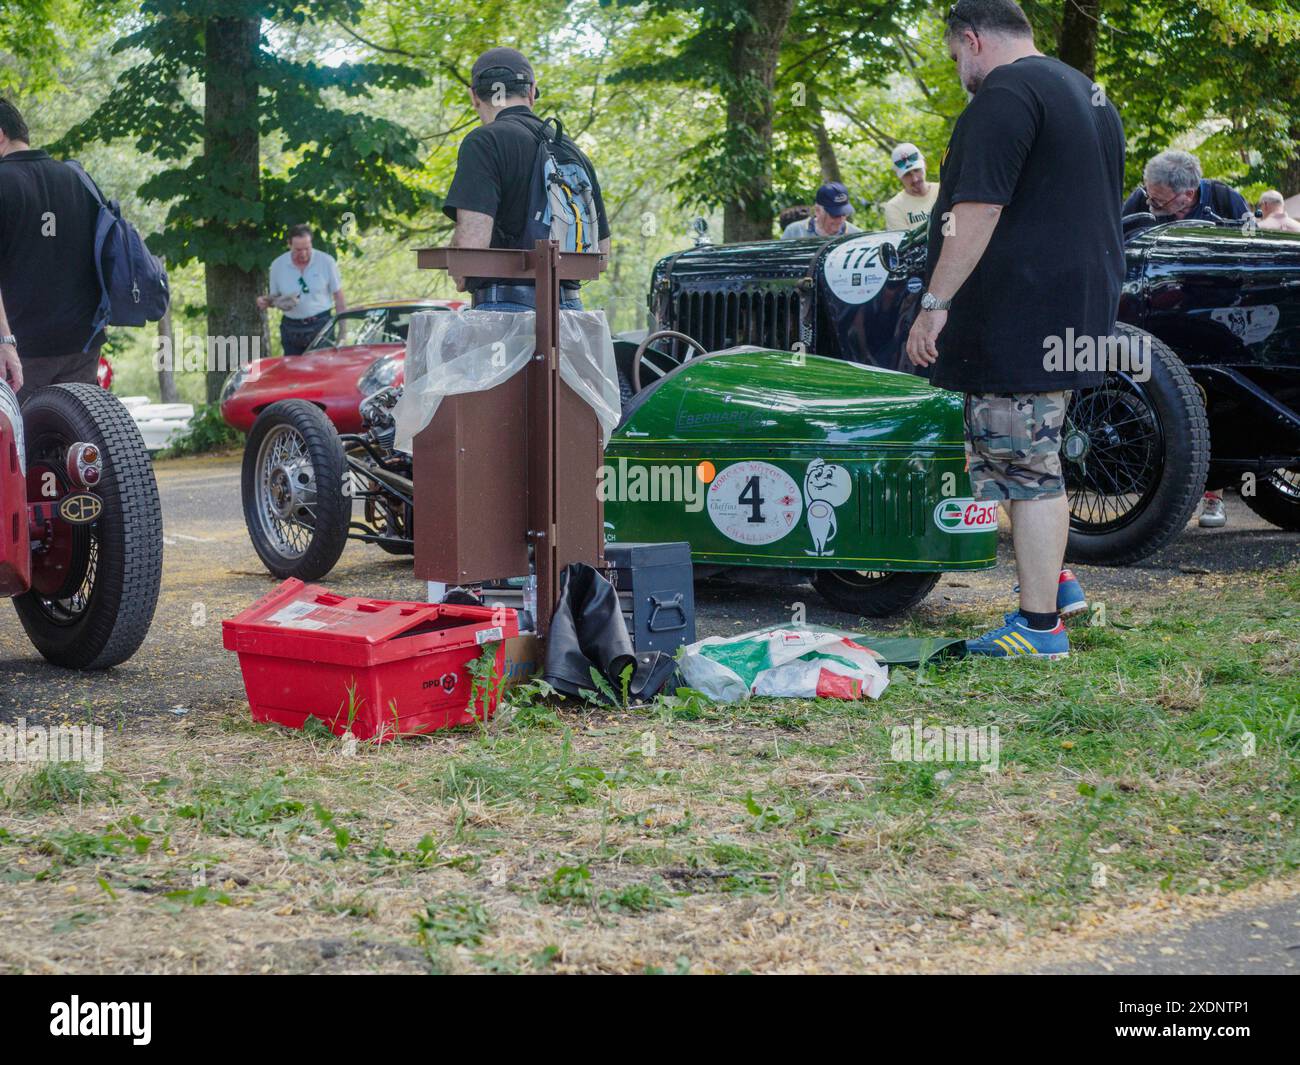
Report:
803,459,851,556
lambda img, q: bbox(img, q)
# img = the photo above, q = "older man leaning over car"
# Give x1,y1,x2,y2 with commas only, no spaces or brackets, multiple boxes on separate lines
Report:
1122,149,1250,224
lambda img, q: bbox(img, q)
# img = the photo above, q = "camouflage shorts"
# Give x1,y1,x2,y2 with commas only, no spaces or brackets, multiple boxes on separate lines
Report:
964,391,1072,501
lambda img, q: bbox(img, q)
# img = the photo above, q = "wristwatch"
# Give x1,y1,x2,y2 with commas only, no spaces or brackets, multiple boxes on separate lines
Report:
920,292,952,311
0,335,16,347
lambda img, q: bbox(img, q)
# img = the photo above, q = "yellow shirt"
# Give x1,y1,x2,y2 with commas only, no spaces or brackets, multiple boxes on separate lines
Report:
883,184,939,231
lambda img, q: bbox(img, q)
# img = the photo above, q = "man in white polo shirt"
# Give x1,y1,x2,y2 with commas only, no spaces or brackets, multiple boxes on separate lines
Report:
257,224,348,355
882,142,939,231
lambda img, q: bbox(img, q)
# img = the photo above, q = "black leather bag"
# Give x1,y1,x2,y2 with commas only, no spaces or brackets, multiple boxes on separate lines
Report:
542,563,678,702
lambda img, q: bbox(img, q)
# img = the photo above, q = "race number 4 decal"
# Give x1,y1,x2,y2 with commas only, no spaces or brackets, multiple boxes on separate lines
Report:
707,461,803,546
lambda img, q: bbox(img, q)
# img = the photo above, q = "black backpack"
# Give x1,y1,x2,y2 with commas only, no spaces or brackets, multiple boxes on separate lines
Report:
67,161,170,350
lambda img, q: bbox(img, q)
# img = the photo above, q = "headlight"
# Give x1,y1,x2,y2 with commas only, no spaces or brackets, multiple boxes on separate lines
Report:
219,364,250,405
357,353,402,397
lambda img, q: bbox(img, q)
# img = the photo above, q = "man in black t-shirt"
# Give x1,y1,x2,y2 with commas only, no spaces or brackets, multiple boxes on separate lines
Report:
443,48,610,311
904,0,1125,660
0,98,105,397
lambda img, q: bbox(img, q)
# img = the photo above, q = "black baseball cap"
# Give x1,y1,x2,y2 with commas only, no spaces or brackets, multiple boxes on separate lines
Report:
814,182,854,218
471,47,539,99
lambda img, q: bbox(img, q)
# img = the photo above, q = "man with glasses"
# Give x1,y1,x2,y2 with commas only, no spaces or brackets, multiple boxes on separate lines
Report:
905,0,1125,660
258,224,348,355
1122,149,1249,224
883,143,939,231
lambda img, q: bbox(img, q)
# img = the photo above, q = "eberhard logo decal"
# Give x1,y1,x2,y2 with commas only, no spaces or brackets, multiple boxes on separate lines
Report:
934,498,998,534
59,492,102,524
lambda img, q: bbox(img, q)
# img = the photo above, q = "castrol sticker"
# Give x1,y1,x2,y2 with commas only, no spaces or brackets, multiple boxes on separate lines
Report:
707,461,803,546
933,498,999,534
822,231,908,305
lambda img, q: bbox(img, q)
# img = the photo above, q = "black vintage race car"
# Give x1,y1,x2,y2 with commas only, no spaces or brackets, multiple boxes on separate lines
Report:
633,218,1300,563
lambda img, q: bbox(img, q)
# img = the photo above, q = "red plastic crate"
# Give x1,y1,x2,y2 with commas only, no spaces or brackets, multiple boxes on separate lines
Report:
222,579,520,742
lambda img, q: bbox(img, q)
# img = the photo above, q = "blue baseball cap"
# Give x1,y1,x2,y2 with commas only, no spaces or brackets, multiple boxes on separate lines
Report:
815,182,854,217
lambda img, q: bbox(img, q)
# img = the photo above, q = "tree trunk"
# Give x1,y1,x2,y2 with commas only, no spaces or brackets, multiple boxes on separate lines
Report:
722,0,797,243
1057,0,1102,81
203,16,265,404
157,307,178,403
1281,114,1300,198
809,98,842,185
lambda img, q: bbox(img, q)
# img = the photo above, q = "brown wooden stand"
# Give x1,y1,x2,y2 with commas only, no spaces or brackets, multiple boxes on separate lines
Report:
412,241,607,637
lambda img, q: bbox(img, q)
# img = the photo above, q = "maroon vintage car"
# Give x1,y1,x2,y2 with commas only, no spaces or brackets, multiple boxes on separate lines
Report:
0,379,162,668
220,299,464,433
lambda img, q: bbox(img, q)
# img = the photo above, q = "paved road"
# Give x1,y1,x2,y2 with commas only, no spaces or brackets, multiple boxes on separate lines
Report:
1027,893,1300,974
1,453,1296,720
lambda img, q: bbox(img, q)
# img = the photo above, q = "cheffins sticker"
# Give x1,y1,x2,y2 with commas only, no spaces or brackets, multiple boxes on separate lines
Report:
707,461,802,546
823,232,908,305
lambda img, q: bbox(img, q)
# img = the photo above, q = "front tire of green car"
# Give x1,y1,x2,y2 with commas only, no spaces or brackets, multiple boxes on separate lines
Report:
810,570,941,617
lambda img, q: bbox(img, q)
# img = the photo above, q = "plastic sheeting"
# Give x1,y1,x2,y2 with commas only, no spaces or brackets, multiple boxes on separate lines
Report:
392,308,621,454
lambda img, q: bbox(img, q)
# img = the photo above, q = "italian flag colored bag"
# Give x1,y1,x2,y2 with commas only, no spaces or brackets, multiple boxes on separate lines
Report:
678,627,889,703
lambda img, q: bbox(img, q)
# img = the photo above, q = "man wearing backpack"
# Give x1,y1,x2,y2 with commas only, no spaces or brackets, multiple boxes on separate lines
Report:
443,48,610,310
0,98,105,398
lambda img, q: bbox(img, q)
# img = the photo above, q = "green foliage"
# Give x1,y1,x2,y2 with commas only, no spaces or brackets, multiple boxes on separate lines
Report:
163,401,243,456
54,0,432,267
7,762,110,811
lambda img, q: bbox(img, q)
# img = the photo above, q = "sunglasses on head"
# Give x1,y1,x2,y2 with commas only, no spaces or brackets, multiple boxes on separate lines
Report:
946,4,978,33
895,152,920,169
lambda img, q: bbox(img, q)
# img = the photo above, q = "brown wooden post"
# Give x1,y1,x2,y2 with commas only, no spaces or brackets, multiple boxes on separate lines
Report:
412,242,606,637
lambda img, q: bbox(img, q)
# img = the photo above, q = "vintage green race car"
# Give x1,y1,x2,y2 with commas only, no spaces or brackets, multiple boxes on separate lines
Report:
602,343,997,616
238,335,997,617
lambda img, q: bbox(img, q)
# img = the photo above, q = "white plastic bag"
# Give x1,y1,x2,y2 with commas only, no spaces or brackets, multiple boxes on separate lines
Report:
392,308,620,453
678,627,889,703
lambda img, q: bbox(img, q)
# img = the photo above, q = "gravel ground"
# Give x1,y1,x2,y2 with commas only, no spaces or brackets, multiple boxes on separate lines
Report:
1,451,1295,721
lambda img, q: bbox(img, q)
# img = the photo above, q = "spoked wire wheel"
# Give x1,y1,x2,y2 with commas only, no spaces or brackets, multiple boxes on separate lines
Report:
255,423,319,560
1242,465,1300,531
1062,323,1208,565
1063,375,1164,534
241,400,351,580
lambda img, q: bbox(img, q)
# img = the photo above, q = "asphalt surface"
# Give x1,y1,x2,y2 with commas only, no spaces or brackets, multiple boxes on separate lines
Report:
1028,895,1300,975
1,453,1298,975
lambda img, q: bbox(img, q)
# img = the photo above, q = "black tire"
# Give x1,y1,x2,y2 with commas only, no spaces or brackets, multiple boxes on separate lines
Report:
13,384,162,669
811,570,941,617
1064,323,1208,565
242,400,350,580
1241,468,1300,531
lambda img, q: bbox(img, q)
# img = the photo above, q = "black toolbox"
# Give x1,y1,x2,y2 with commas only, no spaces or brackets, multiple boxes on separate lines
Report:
603,542,695,654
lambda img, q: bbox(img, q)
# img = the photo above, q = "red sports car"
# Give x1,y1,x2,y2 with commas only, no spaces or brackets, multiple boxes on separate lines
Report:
220,299,464,433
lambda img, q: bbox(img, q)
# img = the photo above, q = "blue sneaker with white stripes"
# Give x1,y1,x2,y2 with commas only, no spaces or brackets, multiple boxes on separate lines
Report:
966,612,1070,660
1013,569,1089,620
1056,569,1087,619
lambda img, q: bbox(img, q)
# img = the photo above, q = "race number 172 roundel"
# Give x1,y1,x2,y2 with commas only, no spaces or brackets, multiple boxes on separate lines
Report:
706,461,803,546
822,232,908,305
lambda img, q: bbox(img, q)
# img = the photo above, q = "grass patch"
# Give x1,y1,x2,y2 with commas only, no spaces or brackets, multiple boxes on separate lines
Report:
1,567,1298,973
